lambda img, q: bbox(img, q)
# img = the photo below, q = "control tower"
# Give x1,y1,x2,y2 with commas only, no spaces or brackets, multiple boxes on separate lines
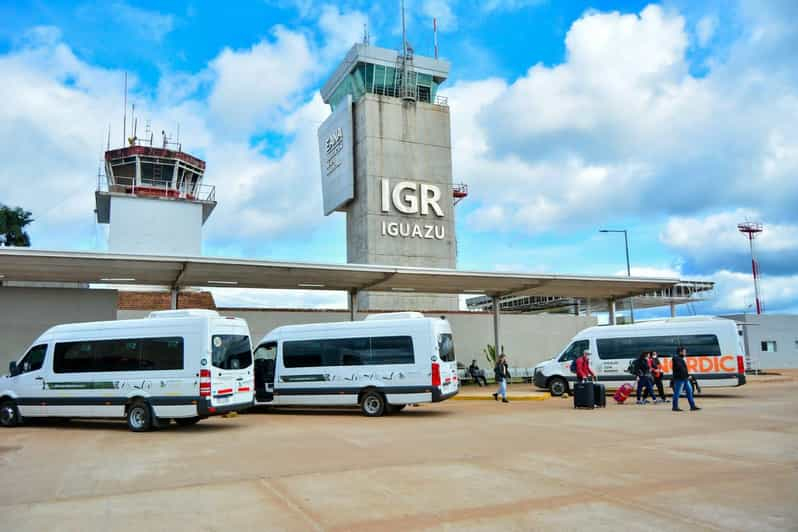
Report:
318,42,460,311
95,136,216,256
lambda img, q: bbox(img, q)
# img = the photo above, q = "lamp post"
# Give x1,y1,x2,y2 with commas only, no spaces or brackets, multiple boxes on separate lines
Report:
600,229,634,323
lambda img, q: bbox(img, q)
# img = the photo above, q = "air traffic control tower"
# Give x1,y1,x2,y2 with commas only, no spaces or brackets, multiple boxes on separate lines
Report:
318,43,461,311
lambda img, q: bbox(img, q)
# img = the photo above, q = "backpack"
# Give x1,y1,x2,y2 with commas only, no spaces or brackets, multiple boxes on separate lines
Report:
570,358,578,373
626,361,636,375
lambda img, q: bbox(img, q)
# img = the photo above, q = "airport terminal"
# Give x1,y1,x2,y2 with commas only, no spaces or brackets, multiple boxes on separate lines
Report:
0,39,793,373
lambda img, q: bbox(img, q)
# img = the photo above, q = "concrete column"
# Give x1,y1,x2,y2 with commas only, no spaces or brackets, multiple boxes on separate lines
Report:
349,290,358,321
492,296,501,358
608,298,616,325
586,298,592,317
669,301,676,318
574,299,581,316
170,289,178,310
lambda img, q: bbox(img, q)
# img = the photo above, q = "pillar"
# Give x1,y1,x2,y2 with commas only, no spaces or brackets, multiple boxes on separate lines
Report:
608,298,616,325
492,296,501,359
170,288,178,310
669,301,676,318
349,290,358,321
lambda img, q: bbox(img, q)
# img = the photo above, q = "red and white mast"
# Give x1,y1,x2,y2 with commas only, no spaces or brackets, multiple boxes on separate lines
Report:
737,222,764,314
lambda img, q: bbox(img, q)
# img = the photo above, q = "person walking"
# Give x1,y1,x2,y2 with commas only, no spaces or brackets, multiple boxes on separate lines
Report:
632,352,657,404
650,352,667,403
468,359,488,387
672,347,700,412
492,354,510,403
575,350,595,382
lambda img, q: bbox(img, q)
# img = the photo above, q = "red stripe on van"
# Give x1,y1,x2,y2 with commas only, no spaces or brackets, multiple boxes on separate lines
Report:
237,387,251,392
216,388,234,395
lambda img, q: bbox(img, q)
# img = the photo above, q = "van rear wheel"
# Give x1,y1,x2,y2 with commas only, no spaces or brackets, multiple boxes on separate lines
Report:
127,400,152,432
0,400,20,428
549,377,568,397
360,390,386,417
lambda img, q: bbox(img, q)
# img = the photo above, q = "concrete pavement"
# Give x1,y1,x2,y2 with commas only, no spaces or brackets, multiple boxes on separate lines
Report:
0,374,796,531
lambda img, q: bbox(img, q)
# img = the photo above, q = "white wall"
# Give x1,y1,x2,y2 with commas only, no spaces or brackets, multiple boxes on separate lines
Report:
109,195,202,255
118,308,597,370
724,314,798,369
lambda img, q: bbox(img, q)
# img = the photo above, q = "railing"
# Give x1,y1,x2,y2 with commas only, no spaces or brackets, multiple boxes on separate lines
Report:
435,95,448,106
97,176,216,202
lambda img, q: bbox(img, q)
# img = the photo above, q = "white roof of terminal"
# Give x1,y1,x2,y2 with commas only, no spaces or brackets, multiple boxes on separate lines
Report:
0,248,687,300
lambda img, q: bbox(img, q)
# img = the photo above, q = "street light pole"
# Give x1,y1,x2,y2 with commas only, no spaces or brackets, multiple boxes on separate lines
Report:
600,229,635,323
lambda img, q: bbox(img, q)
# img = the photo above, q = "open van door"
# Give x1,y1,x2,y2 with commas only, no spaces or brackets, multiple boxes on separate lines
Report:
254,342,276,403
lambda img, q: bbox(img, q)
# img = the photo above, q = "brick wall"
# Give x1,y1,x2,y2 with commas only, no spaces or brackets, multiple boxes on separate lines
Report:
118,291,216,311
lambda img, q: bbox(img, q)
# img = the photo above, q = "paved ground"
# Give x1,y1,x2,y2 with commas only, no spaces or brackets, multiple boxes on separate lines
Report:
1,374,796,531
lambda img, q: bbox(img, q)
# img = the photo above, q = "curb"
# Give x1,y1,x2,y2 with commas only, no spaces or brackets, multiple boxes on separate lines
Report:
452,393,551,402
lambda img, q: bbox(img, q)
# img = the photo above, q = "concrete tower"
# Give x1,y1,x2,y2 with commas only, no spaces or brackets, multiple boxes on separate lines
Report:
318,43,459,311
95,137,216,256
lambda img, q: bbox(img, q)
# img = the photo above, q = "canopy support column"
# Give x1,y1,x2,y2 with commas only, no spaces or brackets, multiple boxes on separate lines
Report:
492,296,501,361
349,290,358,321
670,301,676,318
586,298,592,317
170,288,178,310
608,298,616,325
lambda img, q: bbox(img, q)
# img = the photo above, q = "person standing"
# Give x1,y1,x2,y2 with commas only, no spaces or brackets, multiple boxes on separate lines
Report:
575,350,595,382
492,354,510,403
650,352,666,403
672,347,701,412
633,352,657,404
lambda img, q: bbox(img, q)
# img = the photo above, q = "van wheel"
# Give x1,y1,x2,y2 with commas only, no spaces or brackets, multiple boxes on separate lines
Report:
0,400,20,428
127,401,152,432
175,417,201,427
549,377,568,397
360,391,386,417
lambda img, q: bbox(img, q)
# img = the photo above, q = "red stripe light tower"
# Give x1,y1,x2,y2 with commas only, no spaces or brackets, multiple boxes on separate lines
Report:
737,221,764,314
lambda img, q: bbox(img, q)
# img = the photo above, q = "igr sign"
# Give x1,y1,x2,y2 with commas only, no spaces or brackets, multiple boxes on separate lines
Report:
379,179,447,240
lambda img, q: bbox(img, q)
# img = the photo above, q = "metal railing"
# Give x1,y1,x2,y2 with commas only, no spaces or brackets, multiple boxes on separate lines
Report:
97,175,216,202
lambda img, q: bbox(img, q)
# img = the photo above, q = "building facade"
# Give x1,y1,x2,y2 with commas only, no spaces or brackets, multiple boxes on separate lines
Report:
724,314,798,370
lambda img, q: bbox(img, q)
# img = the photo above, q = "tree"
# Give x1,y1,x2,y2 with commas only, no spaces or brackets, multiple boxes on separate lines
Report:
0,205,34,247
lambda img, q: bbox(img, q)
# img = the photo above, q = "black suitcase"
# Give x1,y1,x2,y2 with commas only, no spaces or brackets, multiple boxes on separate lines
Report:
573,381,595,409
593,383,606,408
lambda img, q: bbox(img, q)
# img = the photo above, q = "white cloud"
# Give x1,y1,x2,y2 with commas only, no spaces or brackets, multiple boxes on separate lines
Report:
708,270,798,314
318,5,371,59
108,1,175,42
211,288,347,309
441,3,798,235
696,15,717,47
422,0,458,32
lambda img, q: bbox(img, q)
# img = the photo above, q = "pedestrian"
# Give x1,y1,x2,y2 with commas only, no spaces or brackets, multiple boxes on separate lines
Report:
632,351,657,404
575,349,595,383
468,359,488,387
672,346,701,412
650,351,667,403
492,354,510,403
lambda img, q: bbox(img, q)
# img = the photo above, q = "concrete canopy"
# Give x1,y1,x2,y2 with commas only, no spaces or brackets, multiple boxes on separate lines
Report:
0,249,680,299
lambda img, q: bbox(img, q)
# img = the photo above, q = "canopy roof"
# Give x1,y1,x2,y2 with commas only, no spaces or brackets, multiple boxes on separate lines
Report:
0,249,685,300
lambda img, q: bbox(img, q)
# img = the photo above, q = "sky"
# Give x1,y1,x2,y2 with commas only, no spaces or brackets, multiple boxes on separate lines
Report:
0,0,796,316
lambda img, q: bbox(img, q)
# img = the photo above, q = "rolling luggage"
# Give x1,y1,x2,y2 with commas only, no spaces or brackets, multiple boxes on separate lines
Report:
573,381,595,409
593,383,606,408
614,382,633,404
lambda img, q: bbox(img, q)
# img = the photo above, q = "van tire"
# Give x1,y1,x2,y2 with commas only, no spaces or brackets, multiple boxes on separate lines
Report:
0,400,20,428
549,377,568,397
127,400,153,432
360,390,386,417
175,417,201,426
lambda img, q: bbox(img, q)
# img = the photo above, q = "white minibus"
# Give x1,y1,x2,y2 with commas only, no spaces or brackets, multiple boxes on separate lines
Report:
533,317,746,396
0,309,254,431
253,312,459,416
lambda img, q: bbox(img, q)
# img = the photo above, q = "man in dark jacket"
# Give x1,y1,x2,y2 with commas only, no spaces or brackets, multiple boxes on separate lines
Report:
632,352,657,405
672,347,700,412
468,360,488,386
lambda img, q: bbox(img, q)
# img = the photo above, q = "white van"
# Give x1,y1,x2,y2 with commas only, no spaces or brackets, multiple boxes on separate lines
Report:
0,310,254,431
252,312,459,416
533,317,746,396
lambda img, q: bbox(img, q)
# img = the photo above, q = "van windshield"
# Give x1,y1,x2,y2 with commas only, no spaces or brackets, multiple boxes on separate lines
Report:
212,335,252,370
438,334,455,362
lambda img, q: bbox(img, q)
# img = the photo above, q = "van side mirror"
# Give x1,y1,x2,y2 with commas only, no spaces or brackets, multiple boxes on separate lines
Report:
8,361,17,376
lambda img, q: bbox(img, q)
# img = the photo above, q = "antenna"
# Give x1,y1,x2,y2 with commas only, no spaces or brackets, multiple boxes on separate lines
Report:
130,103,135,143
362,23,370,45
738,221,764,314
433,17,438,59
106,124,111,151
122,72,127,146
401,0,407,56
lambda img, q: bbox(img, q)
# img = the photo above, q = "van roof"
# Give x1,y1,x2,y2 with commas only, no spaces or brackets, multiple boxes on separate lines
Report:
577,316,734,337
263,315,439,340
42,310,240,337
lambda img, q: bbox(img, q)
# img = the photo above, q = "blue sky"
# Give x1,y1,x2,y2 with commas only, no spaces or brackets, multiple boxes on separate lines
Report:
1,0,796,315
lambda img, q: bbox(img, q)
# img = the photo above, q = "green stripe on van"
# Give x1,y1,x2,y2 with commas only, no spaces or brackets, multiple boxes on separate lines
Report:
47,381,116,390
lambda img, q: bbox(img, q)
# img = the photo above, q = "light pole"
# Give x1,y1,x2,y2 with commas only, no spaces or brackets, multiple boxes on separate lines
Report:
600,229,634,323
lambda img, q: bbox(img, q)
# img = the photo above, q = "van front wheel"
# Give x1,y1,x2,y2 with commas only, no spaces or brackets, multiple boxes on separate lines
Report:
549,377,568,397
360,391,386,417
127,401,152,432
0,400,20,427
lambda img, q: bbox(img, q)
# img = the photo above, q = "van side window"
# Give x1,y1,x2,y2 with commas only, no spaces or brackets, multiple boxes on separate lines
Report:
18,344,47,374
283,336,415,368
254,343,276,361
558,340,588,362
54,337,184,373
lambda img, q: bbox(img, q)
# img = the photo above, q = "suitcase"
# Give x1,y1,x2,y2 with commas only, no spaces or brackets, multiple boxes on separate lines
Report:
614,382,633,404
593,383,606,407
573,381,595,409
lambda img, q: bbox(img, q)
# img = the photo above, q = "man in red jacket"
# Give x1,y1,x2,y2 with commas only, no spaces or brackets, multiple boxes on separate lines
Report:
575,350,596,382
